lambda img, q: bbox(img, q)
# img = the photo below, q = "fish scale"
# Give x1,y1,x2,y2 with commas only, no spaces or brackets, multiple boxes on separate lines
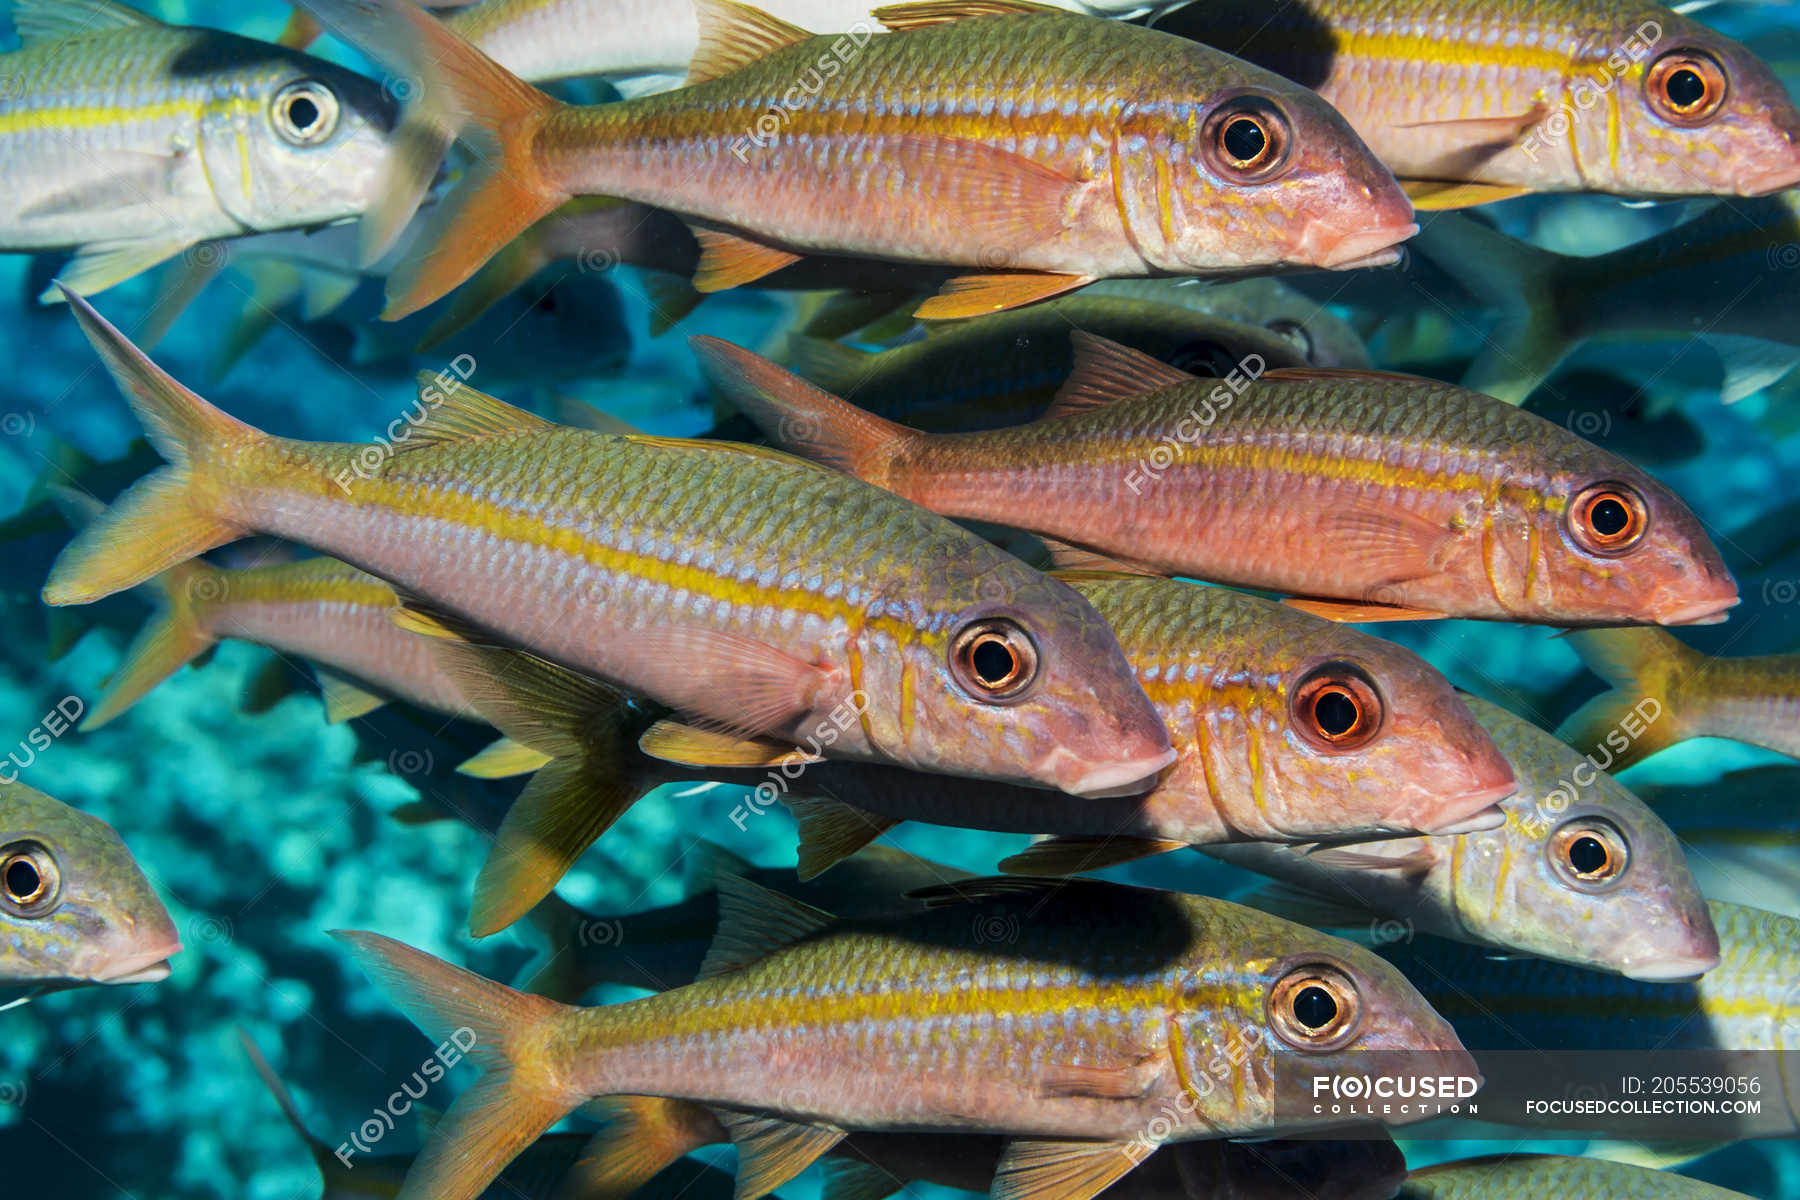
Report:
46,294,1175,798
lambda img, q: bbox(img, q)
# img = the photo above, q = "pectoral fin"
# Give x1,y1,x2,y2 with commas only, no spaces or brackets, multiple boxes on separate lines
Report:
1400,180,1535,210
992,1138,1144,1200
1280,597,1450,623
916,271,1093,320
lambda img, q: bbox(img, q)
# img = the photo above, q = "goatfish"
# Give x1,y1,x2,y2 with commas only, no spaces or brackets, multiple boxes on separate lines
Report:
1411,201,1800,405
52,493,471,730
42,293,1177,803
290,0,1417,320
333,874,1477,1200
1157,0,1800,209
0,0,399,300
430,571,1516,935
430,0,1224,100
1,779,180,992
704,332,1740,626
1202,695,1721,981
784,295,1314,435
1398,1154,1754,1199
1558,627,1800,770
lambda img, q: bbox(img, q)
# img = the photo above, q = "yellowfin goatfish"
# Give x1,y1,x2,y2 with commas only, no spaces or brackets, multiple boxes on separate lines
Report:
1399,1154,1753,1199
42,293,1176,801
1083,276,1374,369
434,572,1515,935
0,0,399,300
291,0,1417,320
1158,0,1800,208
1203,695,1721,981
705,333,1740,626
1558,626,1800,770
1,779,180,991
1415,200,1800,405
334,874,1476,1200
437,0,1219,100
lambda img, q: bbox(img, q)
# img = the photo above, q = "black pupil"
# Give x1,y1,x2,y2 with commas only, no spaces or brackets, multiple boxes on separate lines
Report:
1223,117,1267,164
5,857,40,901
1590,497,1630,537
1569,835,1610,875
1314,689,1359,736
1294,985,1338,1029
287,95,320,131
1667,67,1706,109
970,638,1015,685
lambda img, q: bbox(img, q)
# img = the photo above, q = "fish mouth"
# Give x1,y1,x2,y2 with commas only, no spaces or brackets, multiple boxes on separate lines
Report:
1403,774,1517,835
1303,221,1420,270
1738,158,1800,197
1048,746,1177,799
1423,804,1507,835
1659,592,1740,626
1621,953,1718,983
94,941,182,984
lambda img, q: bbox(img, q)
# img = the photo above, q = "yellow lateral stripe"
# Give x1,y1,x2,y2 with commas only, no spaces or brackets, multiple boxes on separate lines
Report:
0,95,258,135
298,474,929,649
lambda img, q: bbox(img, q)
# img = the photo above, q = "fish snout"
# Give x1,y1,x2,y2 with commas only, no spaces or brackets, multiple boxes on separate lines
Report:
94,905,183,984
1618,898,1721,982
1298,182,1418,269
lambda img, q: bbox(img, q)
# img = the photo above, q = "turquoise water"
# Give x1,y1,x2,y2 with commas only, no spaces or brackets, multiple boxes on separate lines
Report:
2,2,1798,1197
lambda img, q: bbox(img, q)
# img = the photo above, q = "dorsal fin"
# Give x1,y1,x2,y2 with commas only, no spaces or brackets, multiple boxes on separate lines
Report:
1045,332,1193,419
14,0,157,45
1260,366,1428,386
688,0,814,85
697,872,835,980
874,0,1062,32
402,375,556,447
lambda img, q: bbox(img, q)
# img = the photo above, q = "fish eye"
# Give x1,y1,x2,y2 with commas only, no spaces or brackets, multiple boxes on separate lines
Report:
1269,963,1362,1050
1550,820,1629,889
1165,339,1235,375
950,618,1039,702
1291,663,1383,752
1203,96,1292,183
1645,50,1727,126
1266,318,1315,362
1568,482,1648,556
271,80,340,146
0,841,61,918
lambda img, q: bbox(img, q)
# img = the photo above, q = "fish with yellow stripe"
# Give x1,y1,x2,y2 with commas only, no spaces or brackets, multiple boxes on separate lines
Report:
0,0,400,300
1558,626,1800,770
332,873,1477,1200
1201,695,1721,982
290,0,1417,320
428,571,1515,935
41,291,1176,802
1157,0,1800,208
707,331,1739,626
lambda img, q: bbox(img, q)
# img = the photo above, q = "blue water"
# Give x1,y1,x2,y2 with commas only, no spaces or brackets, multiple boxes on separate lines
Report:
2,2,1798,1197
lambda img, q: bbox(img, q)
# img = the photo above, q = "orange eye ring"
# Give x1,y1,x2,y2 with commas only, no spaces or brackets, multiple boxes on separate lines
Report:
1568,483,1648,556
1202,96,1292,183
0,841,60,919
1645,50,1728,126
949,619,1039,702
1549,820,1629,890
1269,963,1363,1051
1292,664,1383,752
